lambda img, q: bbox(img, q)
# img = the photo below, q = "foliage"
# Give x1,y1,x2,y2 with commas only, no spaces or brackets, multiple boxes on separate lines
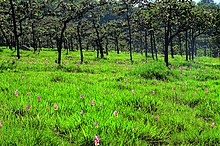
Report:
0,48,219,145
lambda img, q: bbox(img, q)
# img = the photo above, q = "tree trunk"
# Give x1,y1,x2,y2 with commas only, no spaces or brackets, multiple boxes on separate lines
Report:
92,19,104,59
95,40,99,58
153,32,158,61
116,36,119,54
57,22,67,65
185,29,188,61
164,23,170,67
170,29,174,58
31,22,37,53
77,22,83,64
204,47,207,56
49,34,53,49
144,31,148,59
178,35,182,56
191,37,195,61
106,37,109,55
66,40,69,55
126,4,132,63
150,32,154,60
10,0,20,59
70,35,73,51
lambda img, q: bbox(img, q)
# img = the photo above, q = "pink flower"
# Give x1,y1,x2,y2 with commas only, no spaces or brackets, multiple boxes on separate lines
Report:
155,115,159,121
150,90,155,94
80,110,84,115
100,102,103,106
113,111,118,116
212,122,215,128
0,121,2,127
133,126,136,130
94,122,98,128
206,90,209,95
54,104,58,110
26,105,30,110
15,90,18,96
132,89,135,94
37,96,41,102
94,136,100,146
90,100,95,106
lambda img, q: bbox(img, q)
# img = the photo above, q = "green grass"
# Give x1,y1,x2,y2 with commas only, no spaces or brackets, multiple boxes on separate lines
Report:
0,48,219,145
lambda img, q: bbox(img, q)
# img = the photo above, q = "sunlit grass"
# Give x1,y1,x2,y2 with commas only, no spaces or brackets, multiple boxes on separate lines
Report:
0,48,219,145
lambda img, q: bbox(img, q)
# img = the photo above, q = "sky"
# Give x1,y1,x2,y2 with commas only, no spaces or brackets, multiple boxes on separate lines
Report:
194,0,220,4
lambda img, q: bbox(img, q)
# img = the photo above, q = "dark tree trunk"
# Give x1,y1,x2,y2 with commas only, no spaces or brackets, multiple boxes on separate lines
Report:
49,34,53,49
189,30,192,60
10,0,20,59
153,32,158,61
95,40,99,58
65,39,69,55
178,35,182,56
185,29,188,61
191,36,195,61
150,32,154,60
70,34,73,51
170,29,174,58
10,34,15,49
171,40,174,58
126,4,132,63
38,38,41,49
31,22,37,53
57,22,67,65
92,19,104,59
77,22,83,64
106,37,109,55
195,43,197,56
116,36,119,54
164,23,170,67
144,31,148,59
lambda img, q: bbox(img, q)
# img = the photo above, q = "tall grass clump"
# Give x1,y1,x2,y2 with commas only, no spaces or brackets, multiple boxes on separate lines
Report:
132,61,180,81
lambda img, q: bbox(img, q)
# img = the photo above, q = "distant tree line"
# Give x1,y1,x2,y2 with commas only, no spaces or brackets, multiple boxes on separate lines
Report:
0,0,219,66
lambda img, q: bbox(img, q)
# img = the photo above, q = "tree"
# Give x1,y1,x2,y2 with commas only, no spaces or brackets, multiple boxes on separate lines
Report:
156,0,194,66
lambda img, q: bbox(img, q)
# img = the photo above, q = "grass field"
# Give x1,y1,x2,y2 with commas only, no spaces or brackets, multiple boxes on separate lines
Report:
0,48,220,145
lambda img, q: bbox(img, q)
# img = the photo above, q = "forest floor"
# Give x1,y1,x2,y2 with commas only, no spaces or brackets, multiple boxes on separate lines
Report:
0,48,220,145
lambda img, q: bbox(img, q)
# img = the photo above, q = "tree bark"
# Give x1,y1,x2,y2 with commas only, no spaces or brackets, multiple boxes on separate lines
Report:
116,36,119,54
170,28,174,58
178,35,182,56
144,31,148,59
185,29,188,61
10,0,20,59
153,32,158,61
106,37,109,55
150,32,154,60
92,18,104,58
77,21,83,64
57,22,67,65
164,23,170,67
95,40,99,58
126,4,132,63
31,22,37,53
